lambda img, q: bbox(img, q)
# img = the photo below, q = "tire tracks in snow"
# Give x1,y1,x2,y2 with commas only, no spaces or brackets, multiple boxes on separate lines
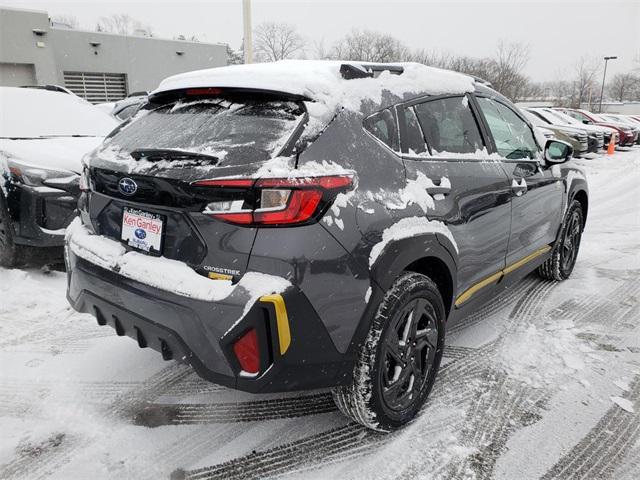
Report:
132,393,337,427
0,433,81,480
542,375,640,480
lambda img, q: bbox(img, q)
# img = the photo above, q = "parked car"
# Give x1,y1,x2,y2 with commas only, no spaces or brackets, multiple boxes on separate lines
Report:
0,87,118,267
522,108,589,156
528,107,607,153
20,84,77,96
597,113,640,145
111,95,147,122
558,108,638,147
96,95,148,122
65,61,587,431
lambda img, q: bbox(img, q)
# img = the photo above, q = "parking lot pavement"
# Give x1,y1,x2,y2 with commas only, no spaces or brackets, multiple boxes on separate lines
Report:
1,148,639,480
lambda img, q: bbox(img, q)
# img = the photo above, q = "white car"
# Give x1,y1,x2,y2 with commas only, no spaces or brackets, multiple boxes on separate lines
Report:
0,86,117,267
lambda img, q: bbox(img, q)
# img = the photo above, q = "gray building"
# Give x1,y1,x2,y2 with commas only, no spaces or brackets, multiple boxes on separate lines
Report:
0,6,227,103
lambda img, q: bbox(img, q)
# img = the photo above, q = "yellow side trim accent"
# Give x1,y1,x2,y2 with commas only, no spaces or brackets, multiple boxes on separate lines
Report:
260,294,291,355
454,271,502,307
455,245,552,307
208,272,233,281
502,245,552,275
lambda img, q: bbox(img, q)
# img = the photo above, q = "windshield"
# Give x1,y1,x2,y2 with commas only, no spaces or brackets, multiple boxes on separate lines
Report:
103,97,306,166
0,87,117,139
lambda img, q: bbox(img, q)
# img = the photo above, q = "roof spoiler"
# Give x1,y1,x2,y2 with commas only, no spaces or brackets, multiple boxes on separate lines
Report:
470,75,493,88
339,63,404,80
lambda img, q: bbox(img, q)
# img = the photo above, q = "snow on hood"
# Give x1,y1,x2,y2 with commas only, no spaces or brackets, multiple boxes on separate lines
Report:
0,87,118,139
0,136,105,174
153,60,475,116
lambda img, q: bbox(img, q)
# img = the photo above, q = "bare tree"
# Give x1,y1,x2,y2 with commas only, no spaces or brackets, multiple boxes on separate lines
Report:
253,22,305,62
51,14,79,28
487,40,531,101
329,30,409,63
570,56,600,107
96,14,153,36
608,73,640,101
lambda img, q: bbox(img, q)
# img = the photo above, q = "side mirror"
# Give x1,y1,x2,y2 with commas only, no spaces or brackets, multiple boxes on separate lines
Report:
545,139,573,164
582,119,592,125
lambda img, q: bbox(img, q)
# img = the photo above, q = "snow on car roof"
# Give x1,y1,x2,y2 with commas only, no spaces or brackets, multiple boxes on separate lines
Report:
152,60,476,114
0,87,118,139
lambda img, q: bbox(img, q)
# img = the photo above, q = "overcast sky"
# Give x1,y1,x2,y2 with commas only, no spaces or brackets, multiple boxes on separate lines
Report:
1,0,638,82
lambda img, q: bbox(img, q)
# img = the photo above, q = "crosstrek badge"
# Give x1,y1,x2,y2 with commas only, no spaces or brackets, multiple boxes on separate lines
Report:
121,207,164,253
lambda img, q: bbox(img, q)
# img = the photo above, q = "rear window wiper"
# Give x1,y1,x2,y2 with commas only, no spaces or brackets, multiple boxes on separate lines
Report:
129,148,219,164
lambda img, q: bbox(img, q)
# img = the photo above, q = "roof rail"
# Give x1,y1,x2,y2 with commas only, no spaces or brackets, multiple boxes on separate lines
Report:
339,63,404,80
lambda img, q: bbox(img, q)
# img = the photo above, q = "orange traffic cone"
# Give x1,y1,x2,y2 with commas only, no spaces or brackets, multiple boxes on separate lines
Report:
607,134,616,155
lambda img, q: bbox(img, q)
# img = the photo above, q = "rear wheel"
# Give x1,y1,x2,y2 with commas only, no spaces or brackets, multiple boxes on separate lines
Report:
332,272,445,431
538,199,584,281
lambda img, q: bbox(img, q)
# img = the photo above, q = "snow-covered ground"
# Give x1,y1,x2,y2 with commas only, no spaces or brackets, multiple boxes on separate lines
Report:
1,148,639,480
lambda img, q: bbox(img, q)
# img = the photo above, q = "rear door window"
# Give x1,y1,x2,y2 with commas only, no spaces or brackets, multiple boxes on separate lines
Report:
413,96,485,155
476,97,539,159
402,106,428,155
363,108,399,152
104,97,306,165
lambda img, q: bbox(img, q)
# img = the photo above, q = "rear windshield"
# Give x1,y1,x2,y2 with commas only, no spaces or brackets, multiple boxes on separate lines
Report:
104,97,306,165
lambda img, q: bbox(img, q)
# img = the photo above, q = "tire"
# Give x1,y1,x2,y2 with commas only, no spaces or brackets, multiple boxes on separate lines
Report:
538,199,584,281
332,272,445,431
0,193,24,268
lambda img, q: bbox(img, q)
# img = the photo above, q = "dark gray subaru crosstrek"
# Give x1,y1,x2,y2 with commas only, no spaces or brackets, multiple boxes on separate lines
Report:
65,61,588,431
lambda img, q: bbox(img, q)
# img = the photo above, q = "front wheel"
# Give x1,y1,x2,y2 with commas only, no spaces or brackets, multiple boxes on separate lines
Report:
332,272,445,431
538,199,584,281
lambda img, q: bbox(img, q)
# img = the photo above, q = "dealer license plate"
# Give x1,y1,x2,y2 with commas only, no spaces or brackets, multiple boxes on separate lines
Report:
121,207,164,254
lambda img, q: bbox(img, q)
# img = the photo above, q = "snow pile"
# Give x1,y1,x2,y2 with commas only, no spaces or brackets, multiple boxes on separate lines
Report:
65,219,290,302
369,216,458,267
498,319,593,388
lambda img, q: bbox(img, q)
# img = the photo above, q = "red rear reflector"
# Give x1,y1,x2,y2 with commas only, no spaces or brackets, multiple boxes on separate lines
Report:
233,328,260,374
186,87,223,96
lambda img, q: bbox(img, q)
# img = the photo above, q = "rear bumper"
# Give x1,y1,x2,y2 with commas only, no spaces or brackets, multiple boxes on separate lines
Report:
65,235,353,393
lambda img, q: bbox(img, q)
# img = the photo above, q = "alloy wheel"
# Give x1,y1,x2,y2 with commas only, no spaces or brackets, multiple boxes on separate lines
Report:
380,298,439,411
561,210,581,271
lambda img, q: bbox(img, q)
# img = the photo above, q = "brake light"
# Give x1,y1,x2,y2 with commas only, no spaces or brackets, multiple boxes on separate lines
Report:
186,87,223,96
192,174,354,227
233,328,260,374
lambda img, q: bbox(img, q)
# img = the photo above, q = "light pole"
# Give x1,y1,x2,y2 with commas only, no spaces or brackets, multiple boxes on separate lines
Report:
242,0,253,64
598,56,617,113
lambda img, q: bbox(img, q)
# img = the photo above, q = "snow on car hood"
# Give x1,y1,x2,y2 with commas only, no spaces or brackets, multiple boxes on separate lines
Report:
0,87,117,139
0,136,105,174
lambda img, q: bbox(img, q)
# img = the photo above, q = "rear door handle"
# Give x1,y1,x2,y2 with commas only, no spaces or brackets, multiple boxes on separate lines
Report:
426,178,452,196
426,185,451,195
512,178,527,196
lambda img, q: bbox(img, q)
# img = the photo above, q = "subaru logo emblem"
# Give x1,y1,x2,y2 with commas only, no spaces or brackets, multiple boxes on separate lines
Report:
118,177,137,196
134,228,146,239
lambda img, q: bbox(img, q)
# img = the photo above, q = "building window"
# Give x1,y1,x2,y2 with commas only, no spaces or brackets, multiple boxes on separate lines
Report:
63,71,127,104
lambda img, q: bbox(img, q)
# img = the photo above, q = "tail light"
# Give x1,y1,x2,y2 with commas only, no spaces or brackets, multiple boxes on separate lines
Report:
233,328,260,374
192,174,354,226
